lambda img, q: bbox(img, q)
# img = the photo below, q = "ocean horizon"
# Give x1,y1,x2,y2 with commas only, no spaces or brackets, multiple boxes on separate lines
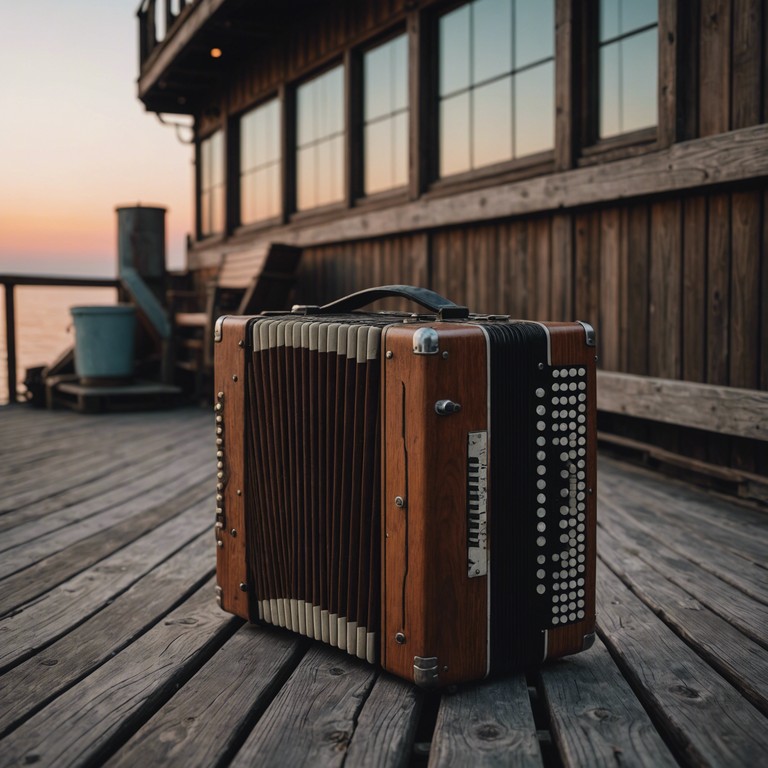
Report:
0,285,118,404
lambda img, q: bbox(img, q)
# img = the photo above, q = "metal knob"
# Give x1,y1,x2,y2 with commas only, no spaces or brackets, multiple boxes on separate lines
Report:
435,399,462,415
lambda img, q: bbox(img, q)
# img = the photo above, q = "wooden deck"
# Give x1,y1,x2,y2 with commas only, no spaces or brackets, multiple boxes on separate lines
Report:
0,406,766,767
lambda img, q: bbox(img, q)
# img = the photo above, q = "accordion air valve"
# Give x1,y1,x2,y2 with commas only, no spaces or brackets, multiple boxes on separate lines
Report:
214,286,597,687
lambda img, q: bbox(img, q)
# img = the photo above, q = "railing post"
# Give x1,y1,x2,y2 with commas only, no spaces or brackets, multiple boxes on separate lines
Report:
4,282,16,404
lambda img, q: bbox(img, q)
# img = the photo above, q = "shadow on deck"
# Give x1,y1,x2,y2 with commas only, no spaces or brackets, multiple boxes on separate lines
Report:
0,406,766,766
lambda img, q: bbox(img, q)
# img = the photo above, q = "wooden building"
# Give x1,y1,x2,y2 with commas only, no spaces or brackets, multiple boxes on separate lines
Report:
137,0,768,485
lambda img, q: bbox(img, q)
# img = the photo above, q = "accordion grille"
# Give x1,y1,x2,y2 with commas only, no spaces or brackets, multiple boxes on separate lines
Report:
244,318,382,663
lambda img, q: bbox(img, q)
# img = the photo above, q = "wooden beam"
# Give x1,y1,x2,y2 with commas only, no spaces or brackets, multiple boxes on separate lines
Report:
596,371,768,442
189,123,768,269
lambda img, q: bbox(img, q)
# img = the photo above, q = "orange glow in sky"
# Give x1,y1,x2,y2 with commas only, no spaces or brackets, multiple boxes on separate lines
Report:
0,2,192,277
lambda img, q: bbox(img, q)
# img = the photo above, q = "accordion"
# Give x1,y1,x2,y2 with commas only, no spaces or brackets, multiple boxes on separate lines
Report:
214,286,597,687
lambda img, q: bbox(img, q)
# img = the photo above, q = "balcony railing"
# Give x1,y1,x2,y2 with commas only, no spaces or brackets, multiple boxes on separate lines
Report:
1,274,119,404
137,0,196,67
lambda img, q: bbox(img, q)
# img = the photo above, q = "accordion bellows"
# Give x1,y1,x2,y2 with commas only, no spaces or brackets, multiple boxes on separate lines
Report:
214,287,597,687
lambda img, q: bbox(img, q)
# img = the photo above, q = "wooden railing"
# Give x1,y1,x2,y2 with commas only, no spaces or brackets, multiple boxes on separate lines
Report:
138,0,196,66
0,274,119,404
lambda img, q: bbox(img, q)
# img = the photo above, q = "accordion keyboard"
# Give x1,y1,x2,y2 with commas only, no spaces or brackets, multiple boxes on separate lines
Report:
467,431,488,578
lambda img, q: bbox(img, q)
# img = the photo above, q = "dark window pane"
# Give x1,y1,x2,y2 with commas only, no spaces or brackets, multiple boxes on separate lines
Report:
473,0,512,83
440,92,471,176
621,0,657,35
296,146,316,210
440,4,471,95
392,35,408,112
296,65,344,210
599,43,621,138
515,61,554,156
365,120,392,195
240,99,281,224
363,34,408,196
473,77,512,168
600,0,620,41
200,130,224,236
621,29,657,132
438,0,554,177
515,0,553,67
365,43,391,121
392,111,408,188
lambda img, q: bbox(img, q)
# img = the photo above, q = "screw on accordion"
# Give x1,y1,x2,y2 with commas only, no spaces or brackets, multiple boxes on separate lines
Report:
214,286,597,687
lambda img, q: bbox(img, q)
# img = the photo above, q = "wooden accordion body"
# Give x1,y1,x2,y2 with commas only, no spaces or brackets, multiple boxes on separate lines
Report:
214,288,597,687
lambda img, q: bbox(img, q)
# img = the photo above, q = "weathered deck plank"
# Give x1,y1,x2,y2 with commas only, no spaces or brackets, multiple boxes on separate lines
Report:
228,644,378,767
0,406,766,767
0,415,208,535
598,513,768,716
598,564,768,765
0,532,214,735
427,677,542,767
104,625,305,768
0,500,213,669
539,638,678,768
0,581,237,768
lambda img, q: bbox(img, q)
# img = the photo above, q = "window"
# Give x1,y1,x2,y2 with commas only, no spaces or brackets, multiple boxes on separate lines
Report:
438,0,554,178
296,66,345,211
599,0,658,138
363,34,408,196
240,99,281,225
200,130,224,236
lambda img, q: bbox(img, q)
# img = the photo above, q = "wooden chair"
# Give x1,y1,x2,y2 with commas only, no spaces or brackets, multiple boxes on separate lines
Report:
170,242,302,396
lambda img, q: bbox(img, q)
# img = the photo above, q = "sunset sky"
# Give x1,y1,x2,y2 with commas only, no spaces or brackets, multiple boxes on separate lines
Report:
0,1,192,277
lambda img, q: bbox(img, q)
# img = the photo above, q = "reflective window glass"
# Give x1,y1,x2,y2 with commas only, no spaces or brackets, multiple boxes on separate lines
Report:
363,34,409,196
598,0,658,139
200,130,224,237
438,0,554,178
240,98,281,224
296,65,344,210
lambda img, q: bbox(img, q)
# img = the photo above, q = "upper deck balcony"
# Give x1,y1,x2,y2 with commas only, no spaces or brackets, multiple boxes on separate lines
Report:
136,0,296,114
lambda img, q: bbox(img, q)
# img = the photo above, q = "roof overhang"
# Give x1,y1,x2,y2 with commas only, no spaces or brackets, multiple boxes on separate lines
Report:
136,0,293,115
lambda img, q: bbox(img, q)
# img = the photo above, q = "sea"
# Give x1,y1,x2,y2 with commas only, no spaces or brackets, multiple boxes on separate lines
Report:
0,286,118,404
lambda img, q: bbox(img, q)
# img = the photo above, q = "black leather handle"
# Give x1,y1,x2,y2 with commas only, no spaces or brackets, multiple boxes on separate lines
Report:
292,285,469,320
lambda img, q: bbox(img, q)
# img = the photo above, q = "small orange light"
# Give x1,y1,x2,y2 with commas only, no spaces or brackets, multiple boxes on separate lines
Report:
210,47,222,58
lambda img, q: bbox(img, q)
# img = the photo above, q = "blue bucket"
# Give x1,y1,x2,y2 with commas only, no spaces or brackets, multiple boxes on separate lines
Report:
70,305,137,383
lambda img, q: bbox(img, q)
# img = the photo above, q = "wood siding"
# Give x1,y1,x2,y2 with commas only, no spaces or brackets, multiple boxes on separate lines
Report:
177,0,768,476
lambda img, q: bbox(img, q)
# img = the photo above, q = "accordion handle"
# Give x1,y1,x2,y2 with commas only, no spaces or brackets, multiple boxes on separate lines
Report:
293,285,470,320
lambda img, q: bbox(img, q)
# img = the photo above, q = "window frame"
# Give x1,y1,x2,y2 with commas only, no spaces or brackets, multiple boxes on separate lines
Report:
426,0,558,191
577,0,670,166
356,27,412,202
289,60,348,219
